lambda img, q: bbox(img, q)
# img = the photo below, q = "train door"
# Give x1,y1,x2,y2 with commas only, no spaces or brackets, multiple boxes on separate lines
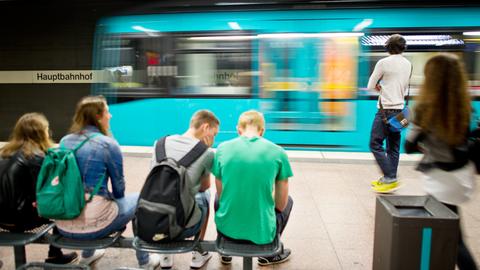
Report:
258,33,361,149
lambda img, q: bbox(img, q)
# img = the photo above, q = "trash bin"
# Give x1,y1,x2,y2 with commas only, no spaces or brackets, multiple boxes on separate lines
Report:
373,195,459,270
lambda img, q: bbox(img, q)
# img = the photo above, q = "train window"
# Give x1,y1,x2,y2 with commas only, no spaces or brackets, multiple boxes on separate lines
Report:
359,32,480,95
174,33,252,96
258,34,361,131
98,31,253,99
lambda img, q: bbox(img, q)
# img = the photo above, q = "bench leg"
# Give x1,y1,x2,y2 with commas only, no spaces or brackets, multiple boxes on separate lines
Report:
243,257,253,270
14,245,27,269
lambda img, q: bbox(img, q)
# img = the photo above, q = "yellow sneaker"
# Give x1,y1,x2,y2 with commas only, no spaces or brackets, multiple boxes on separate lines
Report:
371,179,381,186
371,181,401,193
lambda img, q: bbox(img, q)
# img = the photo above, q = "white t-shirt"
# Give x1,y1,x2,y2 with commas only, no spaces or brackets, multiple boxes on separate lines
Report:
367,54,412,109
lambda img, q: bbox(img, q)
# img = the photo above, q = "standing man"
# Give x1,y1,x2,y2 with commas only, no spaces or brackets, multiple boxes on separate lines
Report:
212,110,293,266
368,34,412,193
152,110,219,269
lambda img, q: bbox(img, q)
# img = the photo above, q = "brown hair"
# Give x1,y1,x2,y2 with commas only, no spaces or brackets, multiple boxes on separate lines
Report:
70,95,109,135
190,110,220,129
0,113,53,158
237,110,265,131
385,34,406,54
414,53,471,146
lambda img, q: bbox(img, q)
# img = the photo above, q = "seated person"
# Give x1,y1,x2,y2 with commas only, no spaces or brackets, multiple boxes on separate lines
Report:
152,110,219,269
212,110,293,266
0,113,77,264
55,96,159,269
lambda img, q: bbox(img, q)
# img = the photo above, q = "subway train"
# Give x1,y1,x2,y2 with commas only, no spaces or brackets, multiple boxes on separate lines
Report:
92,6,480,151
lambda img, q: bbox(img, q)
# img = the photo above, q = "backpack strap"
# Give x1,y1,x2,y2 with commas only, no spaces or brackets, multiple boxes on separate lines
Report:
178,141,208,167
155,137,168,163
67,132,103,203
405,64,413,106
60,133,102,152
86,170,106,203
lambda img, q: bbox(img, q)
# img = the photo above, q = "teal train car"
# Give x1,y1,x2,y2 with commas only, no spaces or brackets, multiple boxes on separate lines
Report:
93,6,480,150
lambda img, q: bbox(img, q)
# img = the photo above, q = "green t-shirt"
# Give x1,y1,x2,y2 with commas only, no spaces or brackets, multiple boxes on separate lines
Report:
212,136,293,244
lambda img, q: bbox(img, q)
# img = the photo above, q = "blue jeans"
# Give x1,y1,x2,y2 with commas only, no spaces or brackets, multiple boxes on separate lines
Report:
369,110,401,181
177,190,210,239
58,193,150,265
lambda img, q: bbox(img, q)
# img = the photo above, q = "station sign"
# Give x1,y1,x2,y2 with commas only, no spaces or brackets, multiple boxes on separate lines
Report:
0,70,111,83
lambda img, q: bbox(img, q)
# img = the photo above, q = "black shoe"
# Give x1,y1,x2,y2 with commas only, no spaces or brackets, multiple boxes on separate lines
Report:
257,248,291,266
220,256,232,265
45,252,78,264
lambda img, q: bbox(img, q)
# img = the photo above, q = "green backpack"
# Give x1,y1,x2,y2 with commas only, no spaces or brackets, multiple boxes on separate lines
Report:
36,134,104,220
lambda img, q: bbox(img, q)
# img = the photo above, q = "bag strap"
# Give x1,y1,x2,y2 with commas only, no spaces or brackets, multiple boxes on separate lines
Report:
65,132,104,203
178,141,208,167
86,170,106,202
405,64,413,106
59,133,101,152
155,136,208,167
155,136,168,163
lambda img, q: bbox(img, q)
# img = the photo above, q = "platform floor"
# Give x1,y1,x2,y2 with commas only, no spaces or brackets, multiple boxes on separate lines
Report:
1,153,479,270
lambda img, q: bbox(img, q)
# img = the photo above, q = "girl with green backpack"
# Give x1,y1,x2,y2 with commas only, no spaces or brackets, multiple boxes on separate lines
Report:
53,96,160,269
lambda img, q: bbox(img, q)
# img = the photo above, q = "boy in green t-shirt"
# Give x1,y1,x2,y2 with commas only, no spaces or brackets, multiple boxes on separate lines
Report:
212,110,293,266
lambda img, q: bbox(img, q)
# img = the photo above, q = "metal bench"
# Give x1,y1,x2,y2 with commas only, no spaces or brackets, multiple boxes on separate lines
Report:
17,262,90,270
215,234,282,270
6,226,282,270
48,230,124,250
132,233,200,254
47,229,126,268
132,233,282,270
0,223,54,269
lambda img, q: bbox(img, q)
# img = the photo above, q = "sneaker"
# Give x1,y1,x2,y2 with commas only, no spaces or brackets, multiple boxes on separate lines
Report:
190,251,212,269
258,248,291,266
159,254,173,269
371,176,384,187
372,176,398,187
139,254,161,270
371,181,401,193
45,252,78,264
79,249,105,265
220,256,232,265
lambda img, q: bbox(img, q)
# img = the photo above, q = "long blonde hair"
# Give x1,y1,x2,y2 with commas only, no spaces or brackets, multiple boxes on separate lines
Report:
70,95,109,135
0,113,53,158
414,53,471,146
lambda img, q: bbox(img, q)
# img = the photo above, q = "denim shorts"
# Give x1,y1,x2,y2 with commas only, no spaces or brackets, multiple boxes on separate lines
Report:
177,190,210,239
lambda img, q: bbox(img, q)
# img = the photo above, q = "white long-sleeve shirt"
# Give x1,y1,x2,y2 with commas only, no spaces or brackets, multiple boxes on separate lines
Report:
367,54,412,109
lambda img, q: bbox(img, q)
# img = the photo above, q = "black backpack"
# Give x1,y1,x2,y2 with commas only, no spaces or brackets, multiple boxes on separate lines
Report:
133,136,207,243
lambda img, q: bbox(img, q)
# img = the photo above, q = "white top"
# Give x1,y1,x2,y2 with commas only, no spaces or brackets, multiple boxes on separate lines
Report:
367,54,412,109
423,163,476,205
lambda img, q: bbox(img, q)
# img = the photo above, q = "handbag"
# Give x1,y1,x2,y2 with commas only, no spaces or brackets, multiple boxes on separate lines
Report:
380,65,413,133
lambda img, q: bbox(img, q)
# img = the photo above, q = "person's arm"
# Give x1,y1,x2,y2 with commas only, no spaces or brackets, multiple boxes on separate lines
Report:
150,140,158,169
199,150,214,192
106,140,125,199
199,173,211,192
215,178,223,198
405,123,425,154
274,180,289,211
367,61,384,91
274,148,293,211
